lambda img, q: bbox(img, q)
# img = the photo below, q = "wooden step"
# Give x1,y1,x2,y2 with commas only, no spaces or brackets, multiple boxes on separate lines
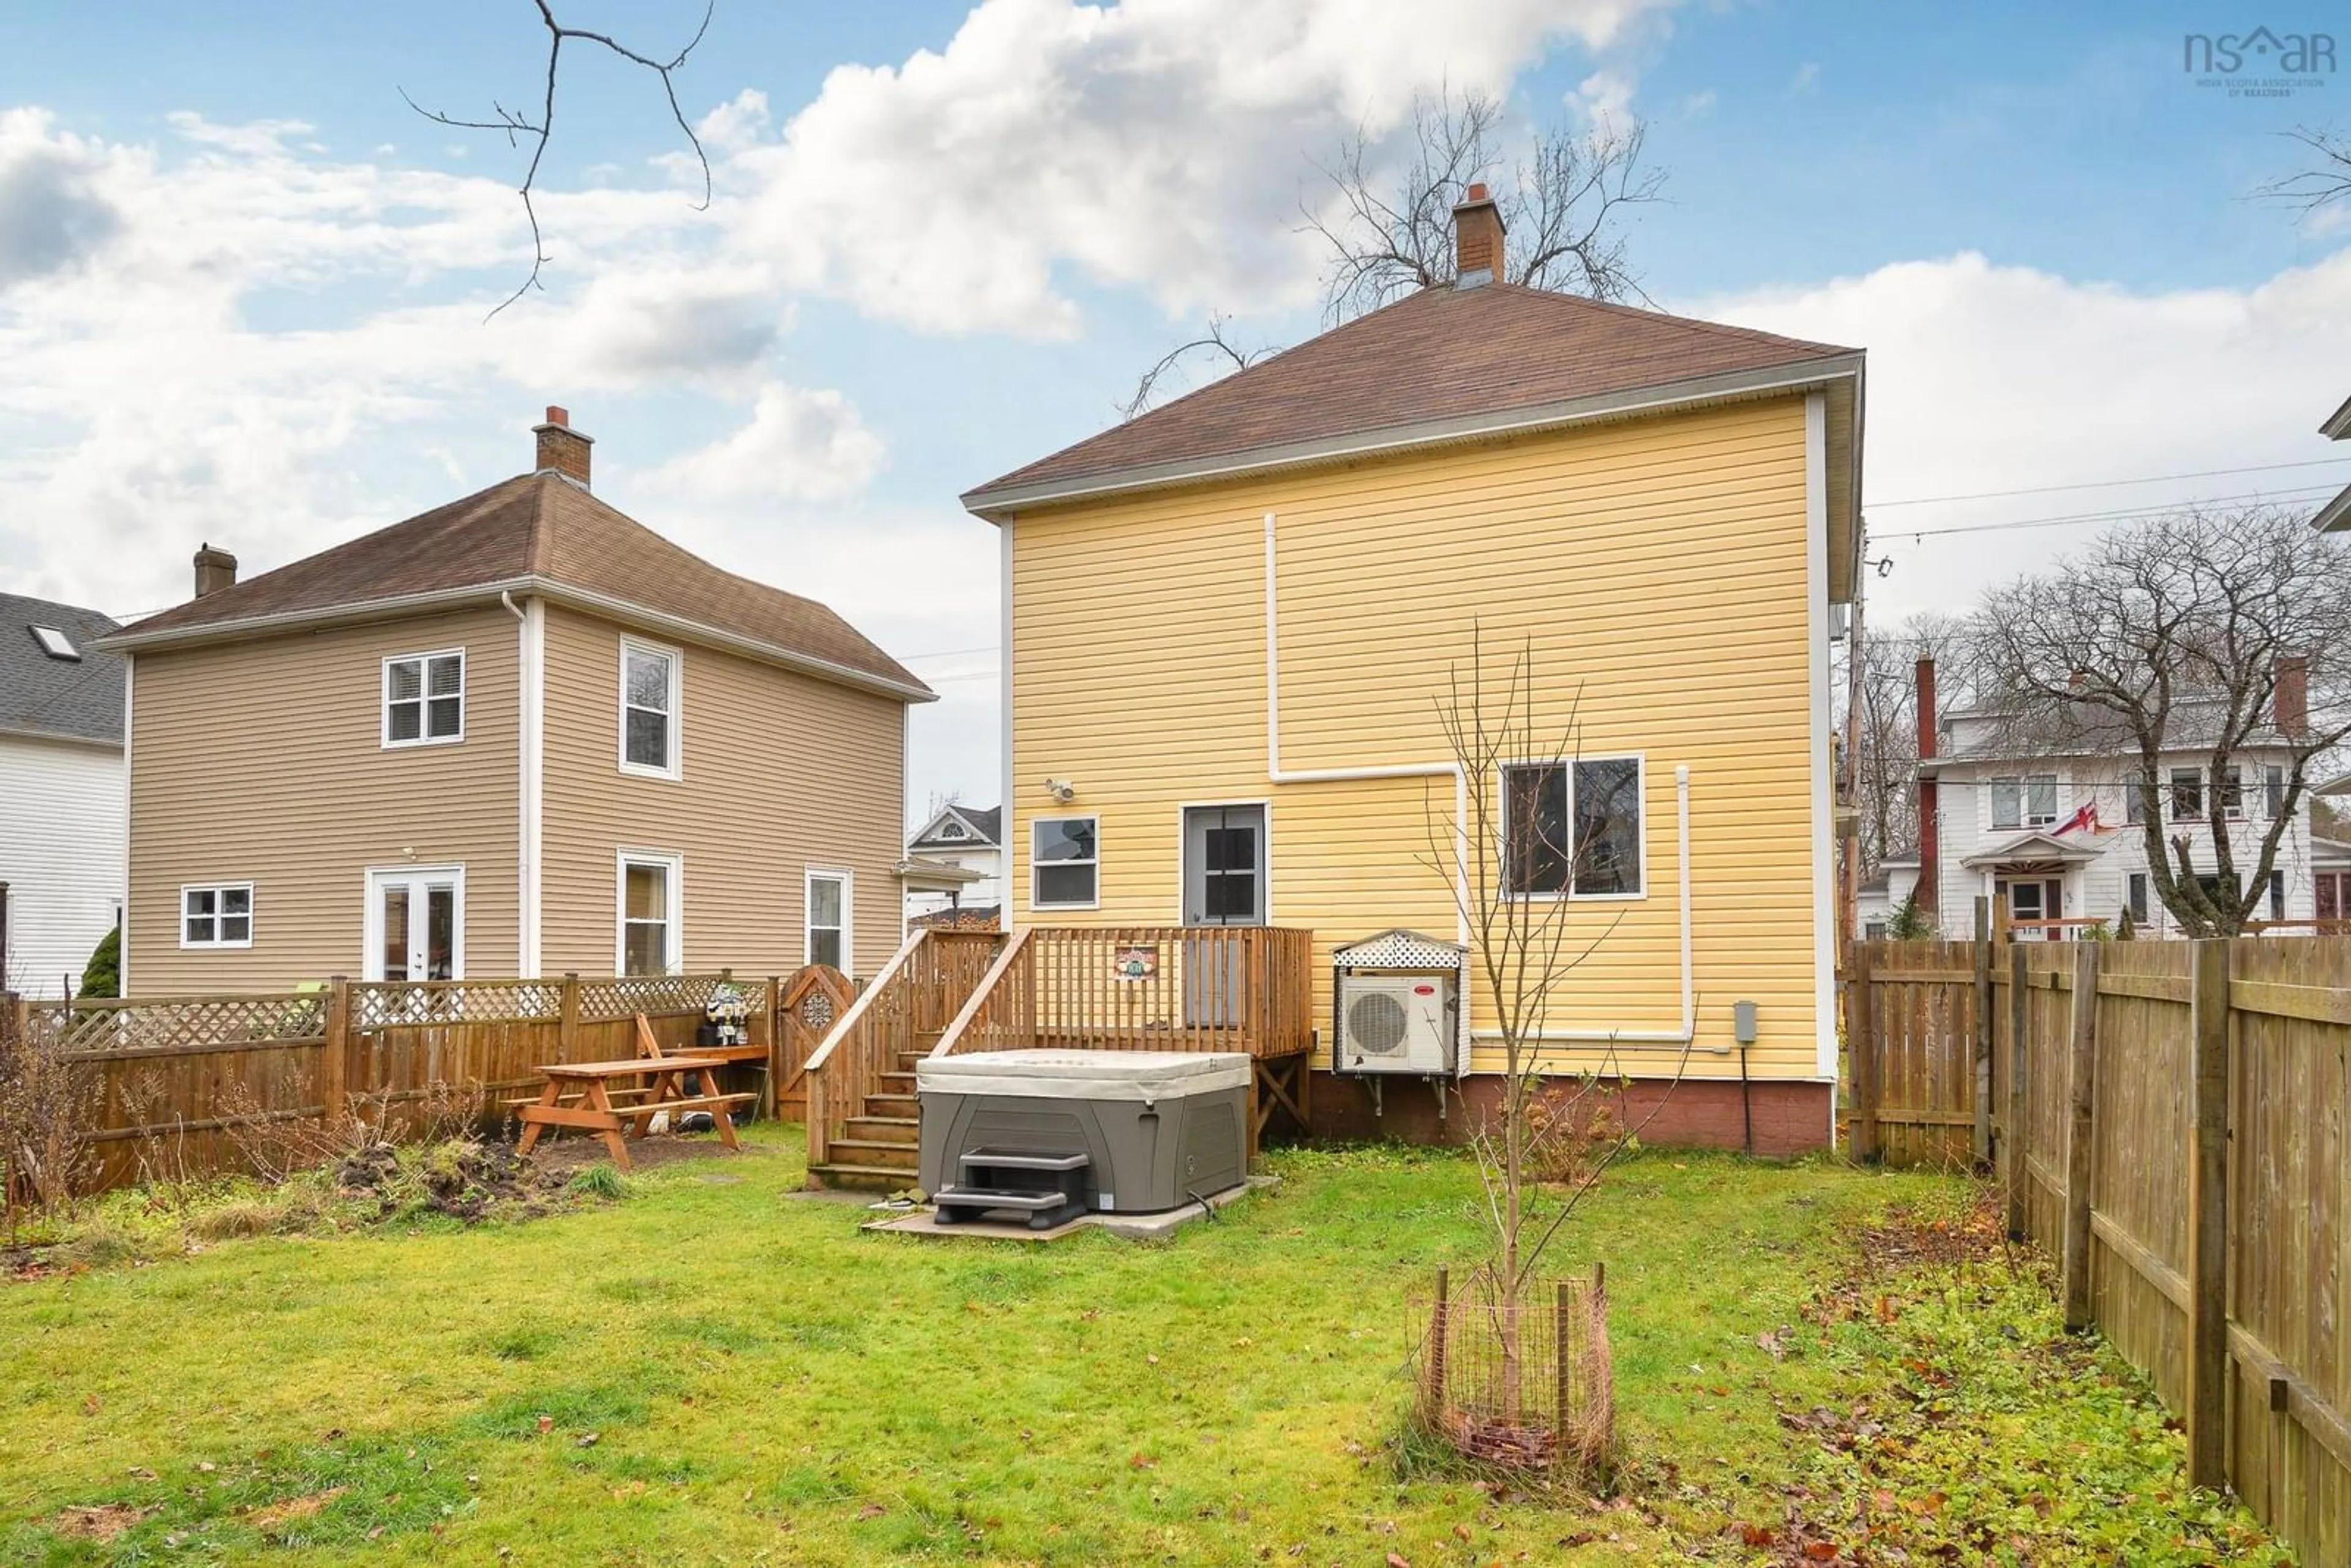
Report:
806,1162,918,1191
894,1052,935,1072
844,1116,918,1146
825,1138,917,1169
866,1093,918,1118
878,1071,917,1090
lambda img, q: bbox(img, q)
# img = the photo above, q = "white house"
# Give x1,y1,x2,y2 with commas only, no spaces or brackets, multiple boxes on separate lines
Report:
1913,675,2329,939
900,803,1002,928
1,594,126,996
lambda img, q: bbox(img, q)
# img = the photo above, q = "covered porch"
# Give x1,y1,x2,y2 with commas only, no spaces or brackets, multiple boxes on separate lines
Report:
1962,831,2105,940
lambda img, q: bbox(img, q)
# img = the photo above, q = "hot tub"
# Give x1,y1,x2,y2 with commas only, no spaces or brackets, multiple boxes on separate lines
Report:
916,1050,1249,1228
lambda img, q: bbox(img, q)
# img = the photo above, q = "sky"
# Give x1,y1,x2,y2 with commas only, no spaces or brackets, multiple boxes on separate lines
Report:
2,1,2347,823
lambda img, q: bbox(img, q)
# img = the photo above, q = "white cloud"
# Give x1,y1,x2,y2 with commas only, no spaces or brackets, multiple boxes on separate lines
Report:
643,381,885,502
1706,249,2351,621
1789,61,1820,95
723,0,1678,335
696,88,771,154
1569,68,1638,127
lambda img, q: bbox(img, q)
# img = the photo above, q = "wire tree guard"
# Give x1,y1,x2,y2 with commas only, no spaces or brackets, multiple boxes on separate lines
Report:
1413,1262,1614,1481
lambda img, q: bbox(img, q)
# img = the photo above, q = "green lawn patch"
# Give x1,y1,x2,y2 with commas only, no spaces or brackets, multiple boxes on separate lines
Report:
0,1127,2279,1565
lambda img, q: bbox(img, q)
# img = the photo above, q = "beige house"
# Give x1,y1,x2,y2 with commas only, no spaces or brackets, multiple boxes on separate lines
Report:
101,409,932,993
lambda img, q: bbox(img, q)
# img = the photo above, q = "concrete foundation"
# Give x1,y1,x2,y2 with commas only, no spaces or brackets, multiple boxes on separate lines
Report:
1298,1072,1835,1157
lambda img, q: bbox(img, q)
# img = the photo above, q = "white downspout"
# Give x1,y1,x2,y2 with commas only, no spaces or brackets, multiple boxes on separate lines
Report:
1262,511,1701,1051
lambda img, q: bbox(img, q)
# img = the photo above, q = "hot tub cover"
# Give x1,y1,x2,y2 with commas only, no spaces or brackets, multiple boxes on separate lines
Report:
916,1049,1250,1103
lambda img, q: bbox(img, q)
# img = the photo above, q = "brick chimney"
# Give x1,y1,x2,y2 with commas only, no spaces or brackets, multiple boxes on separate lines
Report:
1914,657,1939,925
2275,654,2309,738
1452,182,1505,287
533,405,593,488
192,543,238,599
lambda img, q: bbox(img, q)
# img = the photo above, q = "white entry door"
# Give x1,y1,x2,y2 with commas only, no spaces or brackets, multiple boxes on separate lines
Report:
366,867,464,981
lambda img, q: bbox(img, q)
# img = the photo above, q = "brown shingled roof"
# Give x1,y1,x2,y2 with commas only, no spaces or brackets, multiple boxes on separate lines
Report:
966,282,1858,509
111,473,929,699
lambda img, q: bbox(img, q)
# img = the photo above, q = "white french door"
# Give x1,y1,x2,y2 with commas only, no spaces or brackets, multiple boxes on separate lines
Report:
366,867,465,981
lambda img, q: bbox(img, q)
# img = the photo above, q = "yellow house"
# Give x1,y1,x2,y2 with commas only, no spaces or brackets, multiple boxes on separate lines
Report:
961,191,1864,1153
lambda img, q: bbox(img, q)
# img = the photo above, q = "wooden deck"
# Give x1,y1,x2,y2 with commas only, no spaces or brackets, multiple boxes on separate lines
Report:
801,926,1316,1187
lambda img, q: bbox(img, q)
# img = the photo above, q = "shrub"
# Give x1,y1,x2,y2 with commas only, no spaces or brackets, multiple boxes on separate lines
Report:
76,927,120,1000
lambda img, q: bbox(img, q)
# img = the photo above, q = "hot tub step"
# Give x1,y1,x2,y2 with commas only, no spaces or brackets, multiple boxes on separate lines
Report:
933,1182,1088,1231
959,1147,1090,1173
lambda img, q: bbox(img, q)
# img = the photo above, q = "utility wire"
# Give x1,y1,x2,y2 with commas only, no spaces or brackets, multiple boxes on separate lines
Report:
1872,483,2339,542
1869,454,2351,509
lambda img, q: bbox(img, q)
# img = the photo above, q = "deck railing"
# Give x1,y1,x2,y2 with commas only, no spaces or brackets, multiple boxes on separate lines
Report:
931,926,1316,1060
803,929,999,1169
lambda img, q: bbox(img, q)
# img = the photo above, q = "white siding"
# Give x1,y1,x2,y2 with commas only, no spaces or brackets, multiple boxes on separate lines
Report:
0,734,126,997
1928,748,2319,936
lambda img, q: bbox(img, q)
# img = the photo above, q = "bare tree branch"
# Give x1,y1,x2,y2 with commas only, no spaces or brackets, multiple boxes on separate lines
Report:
403,0,716,319
1116,315,1280,421
1965,505,2351,936
1302,86,1664,325
2257,124,2351,213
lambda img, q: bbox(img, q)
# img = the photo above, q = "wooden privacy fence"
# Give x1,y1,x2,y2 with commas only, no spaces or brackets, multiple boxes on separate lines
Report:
1847,931,2351,1561
5,967,844,1193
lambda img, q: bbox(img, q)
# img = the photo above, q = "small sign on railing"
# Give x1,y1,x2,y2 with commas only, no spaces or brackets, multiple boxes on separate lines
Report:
1113,944,1160,982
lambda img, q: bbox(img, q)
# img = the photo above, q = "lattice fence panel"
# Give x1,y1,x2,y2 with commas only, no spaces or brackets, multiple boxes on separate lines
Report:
353,982,563,1029
45,994,327,1057
576,975,726,1021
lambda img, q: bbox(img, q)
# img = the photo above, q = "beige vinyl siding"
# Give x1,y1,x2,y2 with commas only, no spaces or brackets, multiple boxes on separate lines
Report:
126,607,520,991
538,604,906,980
1008,395,1823,1080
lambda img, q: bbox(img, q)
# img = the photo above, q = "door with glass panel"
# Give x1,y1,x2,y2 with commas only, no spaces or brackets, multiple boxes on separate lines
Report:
1181,804,1265,1028
367,868,462,981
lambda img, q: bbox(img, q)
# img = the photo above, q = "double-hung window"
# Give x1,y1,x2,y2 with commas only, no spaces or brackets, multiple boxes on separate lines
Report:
2126,872,2150,926
2170,767,2204,821
617,852,681,974
2218,767,2245,821
805,869,851,970
1031,817,1098,908
619,637,681,778
1502,757,1645,898
181,882,253,948
383,650,464,746
2265,765,2289,818
1990,775,2058,830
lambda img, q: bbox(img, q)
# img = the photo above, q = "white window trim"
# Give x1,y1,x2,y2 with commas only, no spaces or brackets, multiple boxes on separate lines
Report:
1030,814,1101,911
179,881,255,949
360,865,468,982
1497,755,1650,903
617,636,684,781
615,849,684,974
1989,773,2060,831
2219,766,2246,822
804,866,854,972
381,647,467,749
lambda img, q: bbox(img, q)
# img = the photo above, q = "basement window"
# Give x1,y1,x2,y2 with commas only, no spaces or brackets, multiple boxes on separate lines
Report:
29,625,79,661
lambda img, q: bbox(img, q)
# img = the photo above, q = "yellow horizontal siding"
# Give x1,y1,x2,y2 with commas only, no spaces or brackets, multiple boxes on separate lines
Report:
127,607,520,991
537,606,907,981
1008,396,1824,1079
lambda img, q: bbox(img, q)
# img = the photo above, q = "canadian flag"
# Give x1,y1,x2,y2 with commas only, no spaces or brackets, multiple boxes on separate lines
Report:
2052,801,2098,837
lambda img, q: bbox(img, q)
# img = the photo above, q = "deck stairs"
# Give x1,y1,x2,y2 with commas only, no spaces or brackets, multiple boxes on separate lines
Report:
805,1029,936,1188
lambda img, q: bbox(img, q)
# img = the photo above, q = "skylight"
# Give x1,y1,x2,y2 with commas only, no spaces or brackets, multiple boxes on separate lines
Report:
29,625,79,661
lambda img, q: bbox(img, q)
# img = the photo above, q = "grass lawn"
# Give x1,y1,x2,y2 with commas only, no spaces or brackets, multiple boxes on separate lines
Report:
0,1127,2281,1566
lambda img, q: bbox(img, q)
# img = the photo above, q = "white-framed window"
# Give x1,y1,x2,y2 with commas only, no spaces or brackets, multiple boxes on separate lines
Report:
2265,765,2289,818
2121,769,2149,826
180,882,254,948
1501,756,1645,899
2126,872,2150,926
382,649,465,747
2218,767,2245,821
2171,767,2204,822
618,636,682,779
1990,774,2058,830
615,850,683,974
805,868,852,972
1031,816,1099,909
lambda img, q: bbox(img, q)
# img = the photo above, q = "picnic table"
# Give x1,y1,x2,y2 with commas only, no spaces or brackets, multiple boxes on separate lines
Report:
511,1056,751,1171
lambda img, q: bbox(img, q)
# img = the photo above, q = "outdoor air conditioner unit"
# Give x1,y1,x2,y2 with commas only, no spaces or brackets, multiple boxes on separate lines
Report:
1336,971,1457,1075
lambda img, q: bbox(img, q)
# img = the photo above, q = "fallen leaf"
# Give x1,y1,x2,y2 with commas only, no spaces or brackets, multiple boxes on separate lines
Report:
1385,1554,1411,1568
247,1487,348,1531
857,1502,887,1520
536,1414,553,1435
575,1432,600,1449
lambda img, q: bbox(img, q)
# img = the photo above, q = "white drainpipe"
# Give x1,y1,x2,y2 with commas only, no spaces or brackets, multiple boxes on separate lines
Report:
1262,511,1703,1051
